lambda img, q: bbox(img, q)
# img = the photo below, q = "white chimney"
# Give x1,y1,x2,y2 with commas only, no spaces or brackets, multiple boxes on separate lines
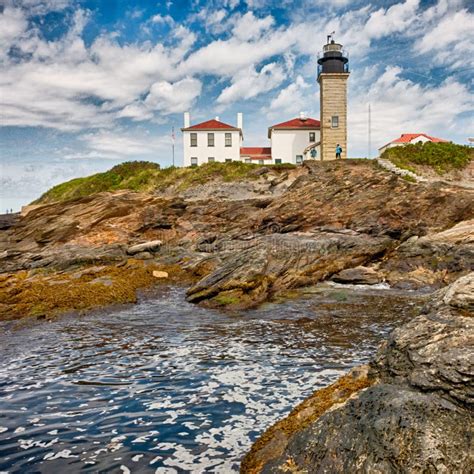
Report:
184,112,190,128
237,112,243,130
215,116,220,121
299,111,307,121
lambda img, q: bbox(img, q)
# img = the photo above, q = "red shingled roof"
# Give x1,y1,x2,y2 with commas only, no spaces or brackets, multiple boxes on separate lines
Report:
240,147,272,158
183,119,239,131
391,133,448,144
268,117,320,138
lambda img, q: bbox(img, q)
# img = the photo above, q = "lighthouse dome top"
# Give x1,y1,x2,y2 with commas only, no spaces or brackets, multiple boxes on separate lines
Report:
317,37,349,74
323,41,343,53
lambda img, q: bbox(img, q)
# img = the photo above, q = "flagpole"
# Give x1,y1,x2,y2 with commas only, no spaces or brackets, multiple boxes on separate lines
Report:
172,126,175,167
368,103,371,159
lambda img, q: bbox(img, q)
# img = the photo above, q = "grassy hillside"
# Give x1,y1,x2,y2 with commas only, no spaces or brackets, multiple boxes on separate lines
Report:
382,142,473,175
35,161,294,204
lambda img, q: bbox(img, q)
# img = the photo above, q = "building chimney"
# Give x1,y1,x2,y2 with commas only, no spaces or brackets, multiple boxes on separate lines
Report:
215,116,220,122
184,112,190,128
299,111,307,121
237,112,243,130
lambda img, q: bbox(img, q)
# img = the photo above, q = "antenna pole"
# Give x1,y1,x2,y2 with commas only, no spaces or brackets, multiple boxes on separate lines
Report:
368,103,372,159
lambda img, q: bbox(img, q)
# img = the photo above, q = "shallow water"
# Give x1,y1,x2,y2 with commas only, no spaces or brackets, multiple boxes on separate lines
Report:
0,284,424,473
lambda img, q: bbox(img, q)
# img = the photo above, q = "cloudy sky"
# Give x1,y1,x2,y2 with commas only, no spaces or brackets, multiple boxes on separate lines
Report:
1,0,473,210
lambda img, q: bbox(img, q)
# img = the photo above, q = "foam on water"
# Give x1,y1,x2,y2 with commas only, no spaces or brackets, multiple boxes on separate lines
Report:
0,284,424,473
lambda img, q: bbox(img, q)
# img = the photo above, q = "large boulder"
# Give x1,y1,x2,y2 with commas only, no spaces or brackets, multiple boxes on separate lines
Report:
332,265,382,285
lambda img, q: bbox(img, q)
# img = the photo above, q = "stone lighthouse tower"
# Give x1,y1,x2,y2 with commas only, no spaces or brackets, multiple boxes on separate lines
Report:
317,36,350,160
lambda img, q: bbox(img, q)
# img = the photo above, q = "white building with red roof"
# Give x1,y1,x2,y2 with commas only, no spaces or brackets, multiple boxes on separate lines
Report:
379,133,449,155
268,115,321,164
182,112,321,166
181,112,243,167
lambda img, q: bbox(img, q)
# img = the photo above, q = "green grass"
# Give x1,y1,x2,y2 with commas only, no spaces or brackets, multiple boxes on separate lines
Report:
34,160,270,204
382,142,473,175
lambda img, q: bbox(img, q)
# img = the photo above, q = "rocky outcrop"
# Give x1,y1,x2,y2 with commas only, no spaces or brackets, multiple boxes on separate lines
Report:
186,232,391,308
243,273,474,473
383,219,474,289
1,160,473,318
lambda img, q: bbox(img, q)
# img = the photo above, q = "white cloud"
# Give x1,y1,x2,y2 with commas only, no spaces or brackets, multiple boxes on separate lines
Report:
266,76,316,118
182,26,297,77
363,0,420,40
80,130,170,158
150,13,175,25
232,11,274,41
0,7,196,131
217,63,285,104
418,9,474,69
0,7,28,59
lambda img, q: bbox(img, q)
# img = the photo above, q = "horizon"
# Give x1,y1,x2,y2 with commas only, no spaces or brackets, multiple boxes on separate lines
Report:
1,0,473,211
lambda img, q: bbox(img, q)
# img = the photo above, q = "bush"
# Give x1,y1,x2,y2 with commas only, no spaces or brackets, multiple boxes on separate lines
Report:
382,142,472,175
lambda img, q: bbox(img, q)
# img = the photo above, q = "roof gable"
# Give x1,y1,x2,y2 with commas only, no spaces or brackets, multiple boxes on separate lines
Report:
392,133,448,144
268,117,320,138
183,119,239,131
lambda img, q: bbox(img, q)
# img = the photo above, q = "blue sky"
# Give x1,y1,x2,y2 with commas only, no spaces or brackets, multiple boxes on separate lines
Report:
1,0,473,211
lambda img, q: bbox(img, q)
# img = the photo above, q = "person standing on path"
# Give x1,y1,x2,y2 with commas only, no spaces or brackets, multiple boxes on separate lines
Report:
335,144,342,160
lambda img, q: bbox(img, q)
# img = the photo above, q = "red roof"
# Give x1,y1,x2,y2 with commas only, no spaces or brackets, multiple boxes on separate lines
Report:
240,147,272,158
391,133,448,144
183,119,239,131
268,117,320,137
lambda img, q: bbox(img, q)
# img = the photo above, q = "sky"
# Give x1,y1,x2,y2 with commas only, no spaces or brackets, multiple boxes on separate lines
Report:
0,0,473,211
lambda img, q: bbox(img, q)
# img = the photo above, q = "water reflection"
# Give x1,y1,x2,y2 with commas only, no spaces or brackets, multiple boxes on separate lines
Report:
0,283,424,473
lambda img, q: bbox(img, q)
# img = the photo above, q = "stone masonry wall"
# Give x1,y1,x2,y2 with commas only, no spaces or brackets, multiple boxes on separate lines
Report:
319,73,349,161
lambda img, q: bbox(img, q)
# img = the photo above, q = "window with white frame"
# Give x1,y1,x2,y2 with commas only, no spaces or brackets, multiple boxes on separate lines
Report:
296,155,303,164
225,133,232,147
309,132,316,142
331,116,339,128
191,157,198,167
275,158,282,164
190,133,197,147
208,133,214,147
208,157,215,162
244,158,251,163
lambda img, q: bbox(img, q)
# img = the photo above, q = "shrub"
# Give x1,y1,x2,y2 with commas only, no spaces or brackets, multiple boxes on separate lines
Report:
382,142,472,175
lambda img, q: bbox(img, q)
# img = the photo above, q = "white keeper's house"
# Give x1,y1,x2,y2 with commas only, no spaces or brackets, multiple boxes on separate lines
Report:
182,112,321,167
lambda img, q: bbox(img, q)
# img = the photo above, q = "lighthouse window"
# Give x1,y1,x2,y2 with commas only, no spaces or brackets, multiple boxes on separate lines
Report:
296,155,303,164
208,133,215,147
190,133,197,147
309,132,316,142
208,157,215,163
331,116,339,128
191,157,198,167
225,133,232,147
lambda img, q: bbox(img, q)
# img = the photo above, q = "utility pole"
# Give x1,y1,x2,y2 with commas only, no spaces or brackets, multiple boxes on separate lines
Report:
172,126,175,167
368,103,372,159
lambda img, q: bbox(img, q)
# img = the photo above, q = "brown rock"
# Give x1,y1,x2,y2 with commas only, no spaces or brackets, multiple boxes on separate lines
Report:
332,266,382,285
